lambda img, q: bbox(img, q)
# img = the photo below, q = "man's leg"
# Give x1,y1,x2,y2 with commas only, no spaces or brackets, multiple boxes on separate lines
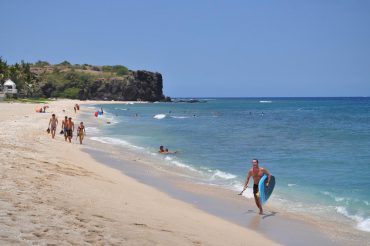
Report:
254,193,263,214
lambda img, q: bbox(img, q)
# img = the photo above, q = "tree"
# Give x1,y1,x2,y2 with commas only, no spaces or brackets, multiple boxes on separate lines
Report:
0,57,9,82
34,60,50,67
59,60,71,66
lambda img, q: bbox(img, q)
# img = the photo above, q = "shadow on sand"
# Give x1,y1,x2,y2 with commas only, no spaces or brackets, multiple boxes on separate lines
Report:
243,210,278,230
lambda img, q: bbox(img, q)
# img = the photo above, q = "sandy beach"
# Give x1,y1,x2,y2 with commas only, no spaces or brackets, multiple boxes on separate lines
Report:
0,99,283,245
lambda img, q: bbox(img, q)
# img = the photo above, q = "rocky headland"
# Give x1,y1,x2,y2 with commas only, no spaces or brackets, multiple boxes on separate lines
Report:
0,59,169,102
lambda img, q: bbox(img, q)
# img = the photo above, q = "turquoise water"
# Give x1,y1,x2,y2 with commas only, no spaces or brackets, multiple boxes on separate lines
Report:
88,98,370,232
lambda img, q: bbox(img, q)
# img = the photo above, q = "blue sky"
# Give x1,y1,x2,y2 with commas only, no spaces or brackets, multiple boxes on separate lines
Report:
1,0,369,97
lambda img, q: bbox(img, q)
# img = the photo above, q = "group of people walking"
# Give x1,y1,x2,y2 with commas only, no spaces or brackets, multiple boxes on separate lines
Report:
48,113,86,144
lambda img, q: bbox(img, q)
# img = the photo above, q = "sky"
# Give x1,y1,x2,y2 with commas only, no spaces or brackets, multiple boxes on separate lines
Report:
1,0,369,97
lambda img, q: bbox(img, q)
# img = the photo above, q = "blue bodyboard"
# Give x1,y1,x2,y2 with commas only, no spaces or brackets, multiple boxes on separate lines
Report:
258,175,275,205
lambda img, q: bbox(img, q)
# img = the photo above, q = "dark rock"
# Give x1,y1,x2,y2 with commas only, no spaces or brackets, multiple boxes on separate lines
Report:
174,99,207,103
82,70,165,102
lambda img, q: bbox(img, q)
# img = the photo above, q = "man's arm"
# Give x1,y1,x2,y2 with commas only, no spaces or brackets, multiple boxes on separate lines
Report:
244,170,252,189
48,119,51,128
263,168,271,186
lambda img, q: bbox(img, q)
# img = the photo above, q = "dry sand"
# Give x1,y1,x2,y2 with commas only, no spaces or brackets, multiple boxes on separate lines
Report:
0,100,281,245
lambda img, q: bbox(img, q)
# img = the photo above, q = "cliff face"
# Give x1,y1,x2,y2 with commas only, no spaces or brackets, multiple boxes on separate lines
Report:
77,71,165,102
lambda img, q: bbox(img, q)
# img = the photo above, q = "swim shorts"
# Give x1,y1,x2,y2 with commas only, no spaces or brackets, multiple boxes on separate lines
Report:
253,184,258,195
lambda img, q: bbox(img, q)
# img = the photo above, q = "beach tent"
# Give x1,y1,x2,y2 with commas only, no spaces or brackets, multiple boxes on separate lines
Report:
3,79,17,94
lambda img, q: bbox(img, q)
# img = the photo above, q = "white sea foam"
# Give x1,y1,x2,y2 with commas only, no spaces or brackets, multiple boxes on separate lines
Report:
170,116,190,119
90,136,129,145
211,170,237,180
153,114,166,119
334,197,346,202
288,183,297,187
260,100,272,103
321,191,349,204
335,206,370,232
89,136,144,150
357,219,370,232
321,191,331,196
171,160,197,172
232,183,254,198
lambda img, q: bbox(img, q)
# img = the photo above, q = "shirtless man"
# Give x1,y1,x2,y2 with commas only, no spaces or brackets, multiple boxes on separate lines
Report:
48,114,58,139
49,114,58,138
61,116,68,141
66,117,74,143
242,159,271,214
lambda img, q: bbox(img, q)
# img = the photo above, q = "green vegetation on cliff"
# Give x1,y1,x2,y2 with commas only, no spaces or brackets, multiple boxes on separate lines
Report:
0,57,167,101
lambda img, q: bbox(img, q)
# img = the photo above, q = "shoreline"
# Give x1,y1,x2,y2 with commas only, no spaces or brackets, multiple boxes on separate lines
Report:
0,99,283,245
77,100,360,245
1,99,368,245
79,100,370,246
83,146,339,246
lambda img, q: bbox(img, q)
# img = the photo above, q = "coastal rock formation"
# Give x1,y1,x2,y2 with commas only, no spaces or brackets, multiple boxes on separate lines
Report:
78,71,165,102
1,58,169,101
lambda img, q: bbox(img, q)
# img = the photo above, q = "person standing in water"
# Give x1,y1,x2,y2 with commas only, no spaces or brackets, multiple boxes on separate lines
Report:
242,159,271,214
48,114,58,139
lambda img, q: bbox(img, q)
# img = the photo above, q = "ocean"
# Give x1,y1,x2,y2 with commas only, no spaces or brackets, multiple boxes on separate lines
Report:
84,98,370,234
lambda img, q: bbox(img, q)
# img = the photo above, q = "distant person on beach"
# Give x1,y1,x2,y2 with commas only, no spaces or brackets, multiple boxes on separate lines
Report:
48,114,58,139
61,116,68,141
66,117,74,143
242,159,271,214
74,107,76,114
77,122,86,144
